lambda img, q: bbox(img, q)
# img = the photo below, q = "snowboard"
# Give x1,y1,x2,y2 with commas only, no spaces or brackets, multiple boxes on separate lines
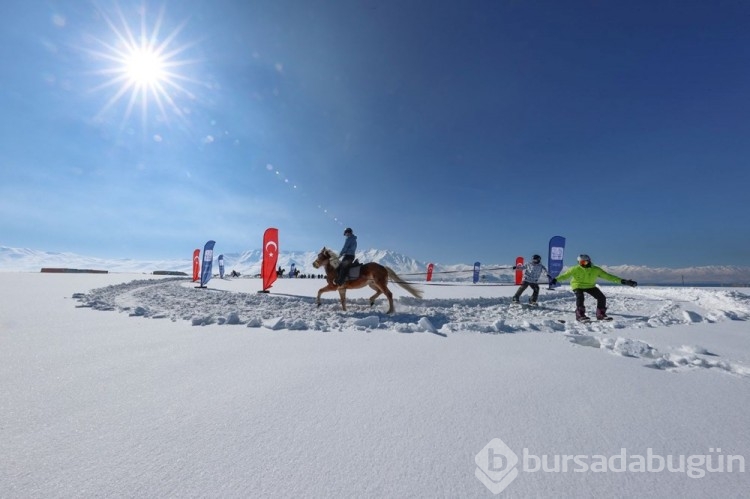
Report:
510,301,540,308
557,316,613,324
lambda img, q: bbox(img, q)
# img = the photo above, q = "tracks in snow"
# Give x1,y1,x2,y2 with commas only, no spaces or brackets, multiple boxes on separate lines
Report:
74,278,750,377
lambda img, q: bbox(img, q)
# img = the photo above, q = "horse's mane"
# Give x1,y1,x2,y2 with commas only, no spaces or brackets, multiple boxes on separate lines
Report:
322,247,341,268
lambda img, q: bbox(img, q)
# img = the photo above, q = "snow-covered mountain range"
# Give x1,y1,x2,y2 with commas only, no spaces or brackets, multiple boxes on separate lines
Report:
1,246,749,285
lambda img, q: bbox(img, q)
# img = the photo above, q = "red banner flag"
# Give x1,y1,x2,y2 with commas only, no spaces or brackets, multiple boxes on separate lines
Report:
426,263,434,282
261,228,279,291
192,248,200,282
515,256,524,285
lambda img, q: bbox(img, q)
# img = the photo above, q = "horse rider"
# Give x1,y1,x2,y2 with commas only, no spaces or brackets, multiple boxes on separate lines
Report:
337,227,357,286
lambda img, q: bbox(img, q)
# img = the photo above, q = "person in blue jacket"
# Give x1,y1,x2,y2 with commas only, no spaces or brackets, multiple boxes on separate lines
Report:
336,227,357,286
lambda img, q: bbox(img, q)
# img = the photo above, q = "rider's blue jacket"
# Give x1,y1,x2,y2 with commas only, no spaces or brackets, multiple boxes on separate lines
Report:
340,235,357,257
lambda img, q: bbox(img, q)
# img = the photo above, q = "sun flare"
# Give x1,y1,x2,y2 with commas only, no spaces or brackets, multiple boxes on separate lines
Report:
87,4,199,128
124,48,167,86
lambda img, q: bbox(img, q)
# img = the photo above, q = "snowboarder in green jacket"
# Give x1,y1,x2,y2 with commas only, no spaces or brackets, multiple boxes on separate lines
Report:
549,254,637,322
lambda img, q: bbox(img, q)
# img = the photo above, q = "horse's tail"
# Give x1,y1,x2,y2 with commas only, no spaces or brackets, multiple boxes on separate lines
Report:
385,267,423,299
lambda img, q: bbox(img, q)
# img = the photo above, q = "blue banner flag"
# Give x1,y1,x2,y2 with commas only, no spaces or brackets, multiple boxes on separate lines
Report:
548,236,566,288
472,262,481,284
290,263,296,278
218,254,225,279
200,240,216,287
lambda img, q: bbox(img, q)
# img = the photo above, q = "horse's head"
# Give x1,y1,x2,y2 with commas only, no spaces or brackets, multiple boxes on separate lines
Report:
312,247,339,269
312,247,330,269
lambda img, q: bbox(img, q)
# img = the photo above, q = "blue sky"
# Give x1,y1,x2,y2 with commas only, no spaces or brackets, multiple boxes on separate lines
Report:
1,0,748,268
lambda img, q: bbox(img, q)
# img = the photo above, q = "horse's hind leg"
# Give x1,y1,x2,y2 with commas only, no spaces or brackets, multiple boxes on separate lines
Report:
370,281,394,314
338,287,347,311
383,286,394,314
368,283,382,307
370,278,394,313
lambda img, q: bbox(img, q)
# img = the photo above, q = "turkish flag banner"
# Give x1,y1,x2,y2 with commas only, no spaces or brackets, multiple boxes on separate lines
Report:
515,256,524,285
192,248,200,282
262,228,279,291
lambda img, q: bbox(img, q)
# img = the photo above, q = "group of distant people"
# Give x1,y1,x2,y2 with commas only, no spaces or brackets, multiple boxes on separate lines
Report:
277,266,302,278
277,266,322,279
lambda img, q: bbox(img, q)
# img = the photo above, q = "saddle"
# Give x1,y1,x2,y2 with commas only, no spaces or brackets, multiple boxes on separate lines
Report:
343,259,362,280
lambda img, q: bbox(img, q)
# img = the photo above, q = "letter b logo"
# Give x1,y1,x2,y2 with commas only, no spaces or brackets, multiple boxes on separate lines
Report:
475,438,519,495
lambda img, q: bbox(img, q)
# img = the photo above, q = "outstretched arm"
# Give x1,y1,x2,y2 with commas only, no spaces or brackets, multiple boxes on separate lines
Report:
596,267,625,285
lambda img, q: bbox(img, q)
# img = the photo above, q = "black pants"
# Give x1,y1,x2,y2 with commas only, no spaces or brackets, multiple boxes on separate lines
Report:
337,255,354,285
513,281,540,301
574,287,607,312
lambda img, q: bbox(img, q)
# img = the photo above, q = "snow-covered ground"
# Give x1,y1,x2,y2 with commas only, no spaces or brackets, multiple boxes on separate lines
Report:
2,272,749,497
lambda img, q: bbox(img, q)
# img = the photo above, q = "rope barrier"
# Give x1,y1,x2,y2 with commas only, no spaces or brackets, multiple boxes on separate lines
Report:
406,281,523,287
397,265,515,277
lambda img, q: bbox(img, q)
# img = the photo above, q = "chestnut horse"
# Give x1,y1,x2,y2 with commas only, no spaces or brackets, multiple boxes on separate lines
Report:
312,247,423,314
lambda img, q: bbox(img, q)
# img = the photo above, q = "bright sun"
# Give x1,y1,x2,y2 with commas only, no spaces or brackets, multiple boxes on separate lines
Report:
87,4,198,128
124,48,167,86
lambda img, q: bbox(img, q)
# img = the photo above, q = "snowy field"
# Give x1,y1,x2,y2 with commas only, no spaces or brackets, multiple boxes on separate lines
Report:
2,272,749,497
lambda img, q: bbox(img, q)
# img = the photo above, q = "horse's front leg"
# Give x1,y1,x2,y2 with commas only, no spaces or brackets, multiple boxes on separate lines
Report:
316,284,336,307
338,287,347,311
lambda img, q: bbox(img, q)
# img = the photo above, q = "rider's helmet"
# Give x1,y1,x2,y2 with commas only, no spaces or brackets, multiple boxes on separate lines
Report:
344,228,353,236
577,254,592,267
531,254,541,264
